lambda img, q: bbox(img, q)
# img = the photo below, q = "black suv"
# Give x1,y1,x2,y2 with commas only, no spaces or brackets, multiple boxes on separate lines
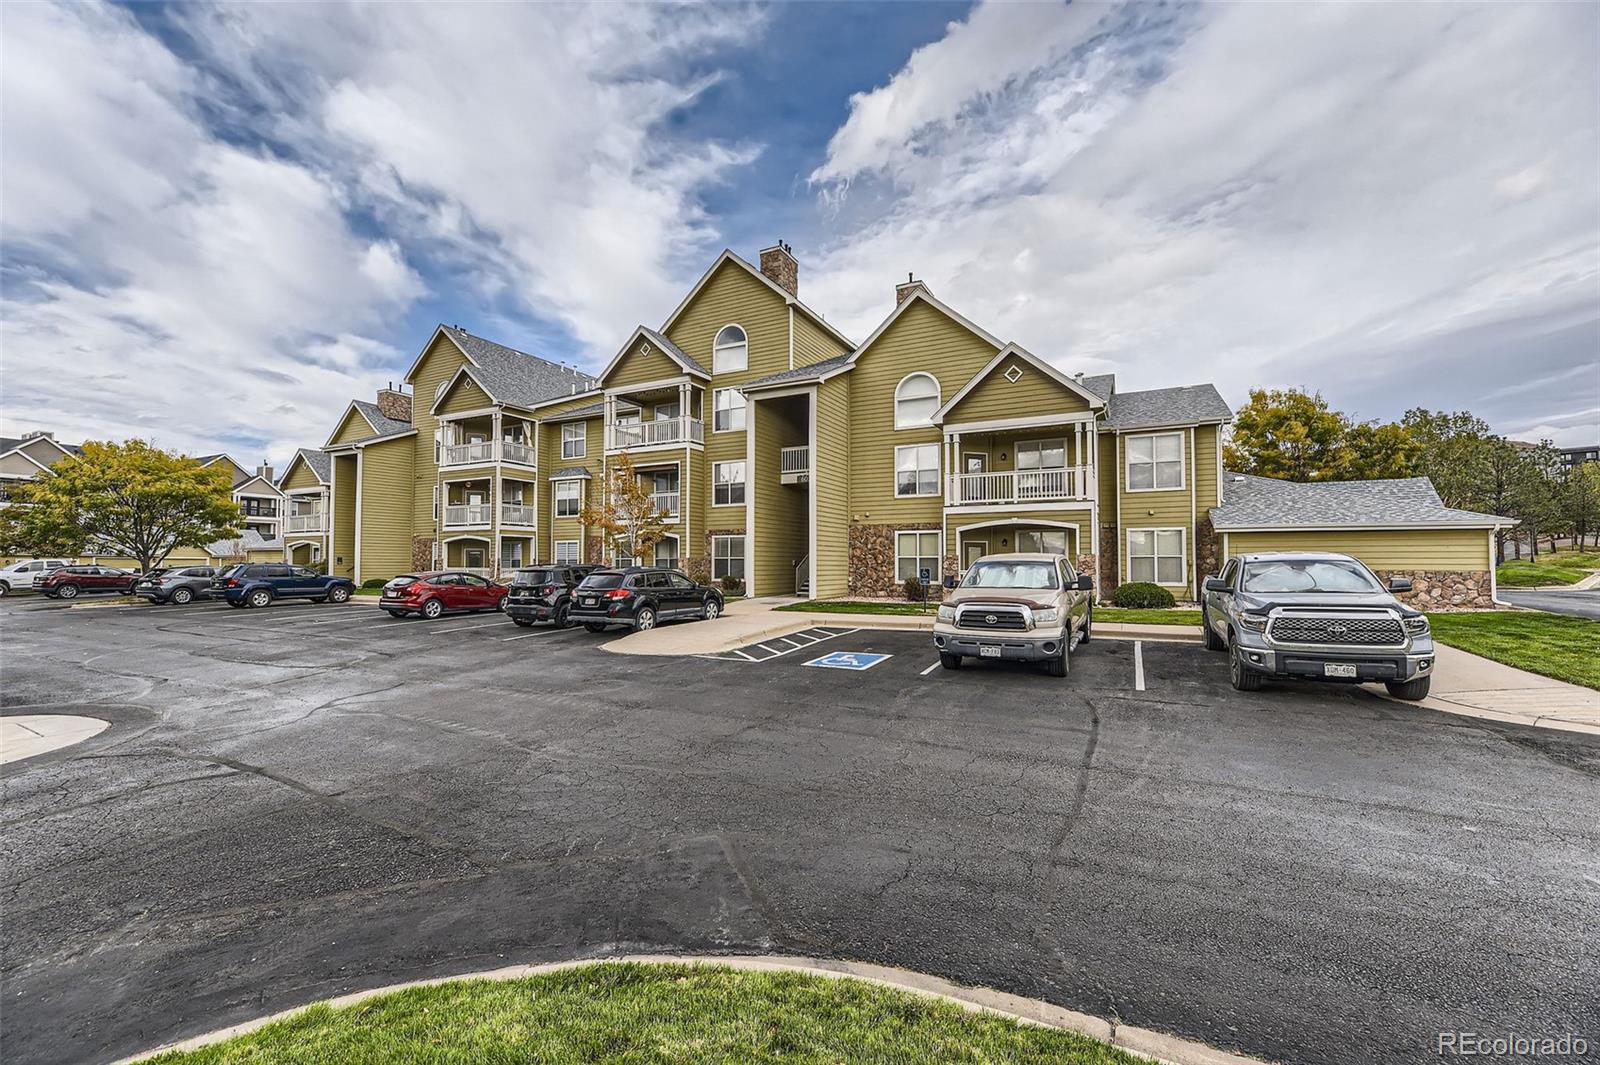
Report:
505,564,598,628
568,567,724,633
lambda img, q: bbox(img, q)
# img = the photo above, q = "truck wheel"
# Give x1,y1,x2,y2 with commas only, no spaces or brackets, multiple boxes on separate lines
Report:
328,585,352,604
1385,676,1432,701
171,587,194,605
1045,640,1069,677
1228,645,1263,692
1078,605,1092,645
247,588,272,608
939,651,963,670
1202,606,1227,651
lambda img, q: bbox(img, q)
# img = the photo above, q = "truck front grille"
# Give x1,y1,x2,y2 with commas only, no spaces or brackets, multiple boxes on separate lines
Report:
1268,615,1405,646
956,605,1029,631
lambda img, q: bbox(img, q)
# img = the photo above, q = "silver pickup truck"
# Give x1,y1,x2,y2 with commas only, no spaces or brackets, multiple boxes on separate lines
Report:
1201,552,1435,700
933,552,1093,677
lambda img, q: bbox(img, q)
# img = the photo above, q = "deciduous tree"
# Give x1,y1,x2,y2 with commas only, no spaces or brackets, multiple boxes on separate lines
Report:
578,452,668,565
1225,388,1415,481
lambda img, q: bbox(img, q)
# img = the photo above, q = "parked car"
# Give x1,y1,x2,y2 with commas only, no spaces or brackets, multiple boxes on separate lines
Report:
1201,552,1435,700
932,552,1093,677
504,564,598,628
379,571,509,619
36,565,138,599
0,558,69,596
135,566,219,605
212,563,355,608
568,567,724,632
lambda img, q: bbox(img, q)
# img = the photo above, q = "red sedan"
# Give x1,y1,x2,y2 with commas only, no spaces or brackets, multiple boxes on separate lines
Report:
380,571,509,619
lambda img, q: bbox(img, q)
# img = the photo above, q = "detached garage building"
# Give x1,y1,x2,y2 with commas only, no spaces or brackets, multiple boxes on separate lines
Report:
1209,473,1514,609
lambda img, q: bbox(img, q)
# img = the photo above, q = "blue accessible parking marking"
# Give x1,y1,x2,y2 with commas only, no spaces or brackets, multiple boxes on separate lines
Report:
804,651,892,671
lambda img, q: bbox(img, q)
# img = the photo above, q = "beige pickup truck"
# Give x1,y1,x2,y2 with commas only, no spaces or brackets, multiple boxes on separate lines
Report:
932,552,1094,677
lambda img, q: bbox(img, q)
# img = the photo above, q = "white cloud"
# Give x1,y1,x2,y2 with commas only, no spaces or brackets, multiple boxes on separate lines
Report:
806,1,1600,447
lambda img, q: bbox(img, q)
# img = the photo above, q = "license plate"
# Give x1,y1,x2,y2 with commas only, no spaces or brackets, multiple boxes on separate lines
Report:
383,590,399,598
582,597,595,607
1324,663,1358,678
979,645,1002,658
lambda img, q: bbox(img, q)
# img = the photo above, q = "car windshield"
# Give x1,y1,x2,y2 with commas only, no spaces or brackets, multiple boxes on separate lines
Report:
579,573,625,590
1241,560,1382,594
961,561,1059,590
514,569,557,586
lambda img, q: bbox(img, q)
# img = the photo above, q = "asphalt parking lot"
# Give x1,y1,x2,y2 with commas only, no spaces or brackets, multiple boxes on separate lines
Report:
3,597,1598,1064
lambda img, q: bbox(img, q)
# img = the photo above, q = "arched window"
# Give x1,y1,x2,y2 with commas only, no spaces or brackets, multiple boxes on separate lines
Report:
894,373,940,428
713,325,747,374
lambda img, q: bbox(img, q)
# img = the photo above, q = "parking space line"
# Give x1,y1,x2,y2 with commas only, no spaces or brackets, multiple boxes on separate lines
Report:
428,618,512,635
499,627,577,642
756,643,779,654
1134,640,1146,691
919,661,940,676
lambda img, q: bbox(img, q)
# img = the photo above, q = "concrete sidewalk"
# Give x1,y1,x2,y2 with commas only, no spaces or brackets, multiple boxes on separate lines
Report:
1419,645,1600,735
1,714,109,764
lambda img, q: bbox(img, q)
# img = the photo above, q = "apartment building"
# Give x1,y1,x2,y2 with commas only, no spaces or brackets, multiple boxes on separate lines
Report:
0,432,78,508
305,245,1508,605
277,448,332,565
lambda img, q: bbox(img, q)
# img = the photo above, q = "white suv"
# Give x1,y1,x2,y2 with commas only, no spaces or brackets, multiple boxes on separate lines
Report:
0,558,70,596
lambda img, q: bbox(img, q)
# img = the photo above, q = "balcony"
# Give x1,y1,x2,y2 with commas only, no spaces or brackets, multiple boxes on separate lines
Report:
650,492,679,517
947,467,1091,506
780,446,809,484
607,416,704,451
501,503,537,527
286,513,326,534
443,503,494,528
439,439,537,469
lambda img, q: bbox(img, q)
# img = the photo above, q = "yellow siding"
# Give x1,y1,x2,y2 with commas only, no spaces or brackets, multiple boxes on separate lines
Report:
751,396,807,595
537,414,602,562
405,332,469,536
328,408,376,446
357,438,415,581
1195,424,1219,509
1116,429,1195,527
330,454,357,578
943,361,1092,425
847,297,998,523
605,335,684,390
793,311,850,368
1226,529,1492,570
435,374,495,415
813,375,851,597
281,459,323,490
0,453,42,478
663,259,789,381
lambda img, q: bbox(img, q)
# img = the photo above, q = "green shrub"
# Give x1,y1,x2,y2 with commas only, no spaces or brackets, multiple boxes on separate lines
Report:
719,575,744,595
1111,582,1176,609
361,578,387,589
903,576,925,601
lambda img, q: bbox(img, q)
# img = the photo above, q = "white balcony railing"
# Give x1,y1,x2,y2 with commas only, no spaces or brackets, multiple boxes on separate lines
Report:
501,440,536,466
443,503,494,527
439,439,537,468
501,503,537,526
650,492,680,516
286,513,325,533
947,467,1090,505
607,417,704,450
781,446,809,482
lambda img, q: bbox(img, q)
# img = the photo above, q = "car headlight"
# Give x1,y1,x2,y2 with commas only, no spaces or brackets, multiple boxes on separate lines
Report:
1033,608,1060,624
1403,615,1429,636
936,605,955,623
1238,611,1269,633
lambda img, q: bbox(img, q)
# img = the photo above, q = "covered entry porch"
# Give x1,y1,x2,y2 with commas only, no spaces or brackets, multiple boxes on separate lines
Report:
947,516,1086,580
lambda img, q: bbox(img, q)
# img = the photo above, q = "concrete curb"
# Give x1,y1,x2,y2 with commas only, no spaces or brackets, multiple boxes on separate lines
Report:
0,714,110,764
118,953,1270,1065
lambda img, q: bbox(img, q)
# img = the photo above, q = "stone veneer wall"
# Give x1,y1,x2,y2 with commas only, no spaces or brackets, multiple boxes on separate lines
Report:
1375,569,1495,610
411,535,435,570
1195,516,1220,588
1098,525,1119,598
585,535,606,567
849,522,943,597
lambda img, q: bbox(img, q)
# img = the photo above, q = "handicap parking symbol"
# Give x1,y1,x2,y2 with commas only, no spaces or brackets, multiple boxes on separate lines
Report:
804,651,892,671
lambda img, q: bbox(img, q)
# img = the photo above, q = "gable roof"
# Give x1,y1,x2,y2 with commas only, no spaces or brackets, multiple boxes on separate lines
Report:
3,435,78,462
232,474,283,498
1209,472,1513,531
844,287,1003,368
205,528,284,556
280,448,331,487
660,250,855,352
437,325,596,407
933,342,1107,422
596,324,710,385
352,400,410,436
1104,384,1232,430
550,466,593,480
537,400,604,422
739,352,855,393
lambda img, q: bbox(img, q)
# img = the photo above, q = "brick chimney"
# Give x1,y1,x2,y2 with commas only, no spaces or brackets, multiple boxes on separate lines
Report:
257,460,274,482
759,241,799,296
376,383,412,423
895,273,931,305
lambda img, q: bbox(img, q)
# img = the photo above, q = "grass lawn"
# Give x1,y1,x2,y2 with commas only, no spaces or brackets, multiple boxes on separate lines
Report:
1494,550,1600,588
1428,611,1600,690
777,599,936,615
1094,608,1203,626
354,587,384,596
146,963,1145,1065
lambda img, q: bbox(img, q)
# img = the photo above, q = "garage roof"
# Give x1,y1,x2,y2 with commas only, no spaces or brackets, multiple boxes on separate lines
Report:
1209,472,1514,530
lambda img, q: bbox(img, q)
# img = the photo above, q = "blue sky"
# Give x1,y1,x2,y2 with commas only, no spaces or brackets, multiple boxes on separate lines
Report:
3,1,1596,464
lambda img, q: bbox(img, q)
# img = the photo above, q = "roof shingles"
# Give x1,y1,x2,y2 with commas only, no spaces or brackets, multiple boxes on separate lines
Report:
441,326,597,408
1210,472,1511,530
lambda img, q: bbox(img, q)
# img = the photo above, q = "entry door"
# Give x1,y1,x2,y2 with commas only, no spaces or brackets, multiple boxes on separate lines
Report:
964,540,988,569
462,546,486,571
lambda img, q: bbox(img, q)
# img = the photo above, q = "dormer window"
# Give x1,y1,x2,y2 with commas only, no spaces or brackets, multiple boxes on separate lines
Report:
713,325,747,374
894,372,940,429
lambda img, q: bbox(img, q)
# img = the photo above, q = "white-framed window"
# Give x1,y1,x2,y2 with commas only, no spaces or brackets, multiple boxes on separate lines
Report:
654,537,679,568
896,531,941,583
1126,432,1184,491
311,544,323,562
562,422,586,458
712,535,745,581
894,373,940,429
1128,528,1185,586
713,460,746,506
553,480,581,518
1017,528,1069,555
555,540,580,564
894,443,940,497
713,387,746,432
713,324,748,374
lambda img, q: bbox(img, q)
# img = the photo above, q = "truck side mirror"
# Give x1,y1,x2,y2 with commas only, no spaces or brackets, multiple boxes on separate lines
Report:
942,575,957,589
1076,575,1093,591
1204,577,1230,593
1388,577,1413,592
